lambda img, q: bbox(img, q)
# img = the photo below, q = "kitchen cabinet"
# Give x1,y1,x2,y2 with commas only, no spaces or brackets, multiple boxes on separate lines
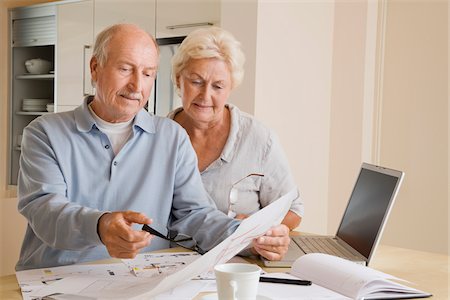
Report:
156,0,220,38
9,4,56,185
94,0,156,37
56,0,94,112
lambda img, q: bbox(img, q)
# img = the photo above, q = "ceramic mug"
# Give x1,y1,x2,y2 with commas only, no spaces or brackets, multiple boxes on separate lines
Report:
214,263,261,300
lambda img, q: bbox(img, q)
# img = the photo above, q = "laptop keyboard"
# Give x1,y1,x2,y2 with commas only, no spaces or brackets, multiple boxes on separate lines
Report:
292,236,359,259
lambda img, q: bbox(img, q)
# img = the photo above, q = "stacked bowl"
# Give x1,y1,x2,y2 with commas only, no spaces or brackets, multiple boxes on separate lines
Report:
22,98,52,112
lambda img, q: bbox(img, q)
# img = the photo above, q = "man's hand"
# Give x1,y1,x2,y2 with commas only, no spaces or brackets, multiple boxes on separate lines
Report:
251,224,290,261
98,211,153,259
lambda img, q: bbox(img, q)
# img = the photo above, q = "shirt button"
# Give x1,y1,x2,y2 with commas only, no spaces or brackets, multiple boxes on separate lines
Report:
105,145,110,149
113,161,117,166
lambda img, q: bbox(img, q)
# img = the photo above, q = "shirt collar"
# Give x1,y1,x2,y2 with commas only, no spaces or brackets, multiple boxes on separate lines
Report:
167,104,240,164
220,103,240,163
74,96,156,134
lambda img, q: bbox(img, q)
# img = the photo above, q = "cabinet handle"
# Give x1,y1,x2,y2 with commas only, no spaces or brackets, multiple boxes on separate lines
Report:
83,45,92,97
166,22,214,30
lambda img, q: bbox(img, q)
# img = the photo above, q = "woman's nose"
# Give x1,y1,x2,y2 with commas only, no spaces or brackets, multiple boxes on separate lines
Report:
200,85,212,100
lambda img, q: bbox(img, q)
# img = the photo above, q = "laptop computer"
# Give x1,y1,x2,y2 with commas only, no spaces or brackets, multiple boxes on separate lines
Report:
262,162,404,267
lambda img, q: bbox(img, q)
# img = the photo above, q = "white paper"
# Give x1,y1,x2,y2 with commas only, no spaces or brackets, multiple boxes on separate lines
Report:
16,263,133,300
122,252,251,280
122,252,201,278
257,273,350,300
32,188,296,299
193,255,254,280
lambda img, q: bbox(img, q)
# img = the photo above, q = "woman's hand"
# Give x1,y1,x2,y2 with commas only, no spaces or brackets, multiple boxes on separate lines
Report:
251,224,290,261
235,213,249,220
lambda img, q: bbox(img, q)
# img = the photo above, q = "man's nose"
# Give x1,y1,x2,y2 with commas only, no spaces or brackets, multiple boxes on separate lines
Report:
128,72,143,92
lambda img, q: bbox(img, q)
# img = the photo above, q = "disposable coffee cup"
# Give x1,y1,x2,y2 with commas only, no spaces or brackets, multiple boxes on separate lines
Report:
214,263,261,300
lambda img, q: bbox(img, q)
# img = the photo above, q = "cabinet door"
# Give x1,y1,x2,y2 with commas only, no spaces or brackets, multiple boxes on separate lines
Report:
56,0,94,111
94,0,156,36
156,0,220,38
11,5,56,47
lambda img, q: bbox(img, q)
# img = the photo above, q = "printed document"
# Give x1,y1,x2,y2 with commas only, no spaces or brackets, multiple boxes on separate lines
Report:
30,188,297,299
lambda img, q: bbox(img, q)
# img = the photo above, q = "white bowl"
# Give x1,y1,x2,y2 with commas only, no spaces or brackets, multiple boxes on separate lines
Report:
25,59,52,74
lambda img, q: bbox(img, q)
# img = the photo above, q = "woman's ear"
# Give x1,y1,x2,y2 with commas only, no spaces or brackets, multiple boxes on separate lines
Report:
175,74,181,89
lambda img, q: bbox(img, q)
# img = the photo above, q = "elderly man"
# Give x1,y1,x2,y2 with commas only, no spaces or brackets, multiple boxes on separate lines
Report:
16,24,290,271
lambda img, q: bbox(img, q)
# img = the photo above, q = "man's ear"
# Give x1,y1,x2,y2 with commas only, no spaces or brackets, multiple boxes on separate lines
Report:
90,57,98,82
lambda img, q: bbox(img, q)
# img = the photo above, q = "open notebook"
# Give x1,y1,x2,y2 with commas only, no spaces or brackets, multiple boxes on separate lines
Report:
263,162,404,267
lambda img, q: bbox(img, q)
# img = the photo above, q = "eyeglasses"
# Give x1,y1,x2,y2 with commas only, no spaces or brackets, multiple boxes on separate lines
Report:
227,173,264,218
142,224,201,253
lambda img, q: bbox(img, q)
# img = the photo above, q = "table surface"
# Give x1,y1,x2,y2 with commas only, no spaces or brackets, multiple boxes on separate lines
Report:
1,244,448,299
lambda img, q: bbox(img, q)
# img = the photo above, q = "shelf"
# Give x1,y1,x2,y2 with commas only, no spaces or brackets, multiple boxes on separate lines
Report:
16,74,54,80
16,111,51,116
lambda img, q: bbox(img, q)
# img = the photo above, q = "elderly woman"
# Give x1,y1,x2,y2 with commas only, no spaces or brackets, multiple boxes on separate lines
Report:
168,27,303,230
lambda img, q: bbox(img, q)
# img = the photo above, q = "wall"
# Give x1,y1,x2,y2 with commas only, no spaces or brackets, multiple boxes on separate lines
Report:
220,0,258,114
0,197,27,276
327,0,372,233
378,0,448,254
221,0,379,236
253,1,335,234
222,0,449,255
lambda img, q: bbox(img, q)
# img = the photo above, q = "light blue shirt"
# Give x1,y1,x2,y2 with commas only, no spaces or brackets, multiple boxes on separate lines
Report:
16,97,239,271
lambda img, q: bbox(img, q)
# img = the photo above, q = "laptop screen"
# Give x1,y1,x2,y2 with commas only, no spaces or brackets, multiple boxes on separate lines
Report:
336,165,402,259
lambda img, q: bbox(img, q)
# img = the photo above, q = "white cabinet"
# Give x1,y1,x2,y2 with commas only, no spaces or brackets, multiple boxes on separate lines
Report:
94,0,156,36
56,0,94,111
156,0,220,38
56,0,156,111
9,5,56,185
12,10,56,47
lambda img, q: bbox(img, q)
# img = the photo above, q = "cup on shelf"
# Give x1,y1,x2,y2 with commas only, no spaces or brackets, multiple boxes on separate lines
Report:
46,103,54,112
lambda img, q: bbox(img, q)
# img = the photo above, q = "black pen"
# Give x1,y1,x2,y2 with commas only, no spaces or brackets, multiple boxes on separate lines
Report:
259,276,312,286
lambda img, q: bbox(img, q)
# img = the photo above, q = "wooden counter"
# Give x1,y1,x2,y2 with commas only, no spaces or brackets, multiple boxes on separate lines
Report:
1,245,448,299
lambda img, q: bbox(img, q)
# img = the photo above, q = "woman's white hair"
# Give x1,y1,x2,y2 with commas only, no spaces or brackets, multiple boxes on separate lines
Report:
171,26,245,93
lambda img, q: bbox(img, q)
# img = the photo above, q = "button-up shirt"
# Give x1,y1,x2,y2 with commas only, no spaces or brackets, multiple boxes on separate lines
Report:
16,98,239,271
168,104,304,218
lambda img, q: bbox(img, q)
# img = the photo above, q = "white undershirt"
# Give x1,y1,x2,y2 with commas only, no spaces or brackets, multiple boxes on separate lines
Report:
88,104,133,155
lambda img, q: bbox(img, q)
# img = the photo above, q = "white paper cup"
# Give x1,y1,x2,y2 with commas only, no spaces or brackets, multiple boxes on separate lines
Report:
214,263,261,300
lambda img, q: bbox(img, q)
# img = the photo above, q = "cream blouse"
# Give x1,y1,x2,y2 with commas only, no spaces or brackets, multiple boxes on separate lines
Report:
168,103,304,217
